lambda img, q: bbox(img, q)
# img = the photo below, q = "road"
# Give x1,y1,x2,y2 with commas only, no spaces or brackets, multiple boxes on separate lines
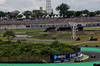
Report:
14,37,73,41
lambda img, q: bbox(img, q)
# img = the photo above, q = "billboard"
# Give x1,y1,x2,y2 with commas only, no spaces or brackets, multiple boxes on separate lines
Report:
50,52,80,63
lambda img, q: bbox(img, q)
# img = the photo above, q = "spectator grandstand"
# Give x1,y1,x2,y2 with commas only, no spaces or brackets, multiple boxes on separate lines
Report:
0,17,100,25
0,17,100,30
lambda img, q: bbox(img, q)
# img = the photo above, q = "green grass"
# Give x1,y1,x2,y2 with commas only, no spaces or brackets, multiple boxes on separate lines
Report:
0,28,100,45
0,29,45,41
23,41,84,45
84,27,100,30
0,29,45,34
26,30,100,40
13,29,45,33
80,55,89,61
26,30,100,41
1,29,100,41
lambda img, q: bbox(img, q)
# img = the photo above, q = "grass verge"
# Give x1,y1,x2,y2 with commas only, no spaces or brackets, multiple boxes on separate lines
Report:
80,55,89,61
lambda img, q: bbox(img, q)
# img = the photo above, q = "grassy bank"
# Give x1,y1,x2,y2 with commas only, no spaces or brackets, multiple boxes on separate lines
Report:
0,28,100,45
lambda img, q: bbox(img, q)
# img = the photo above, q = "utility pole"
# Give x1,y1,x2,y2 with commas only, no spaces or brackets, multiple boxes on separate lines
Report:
69,22,78,39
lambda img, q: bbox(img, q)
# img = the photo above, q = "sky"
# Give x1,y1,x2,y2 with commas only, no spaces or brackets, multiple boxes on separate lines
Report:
0,0,100,13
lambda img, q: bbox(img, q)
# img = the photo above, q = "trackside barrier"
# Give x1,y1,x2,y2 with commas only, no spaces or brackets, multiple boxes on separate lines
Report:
75,45,100,47
94,64,100,66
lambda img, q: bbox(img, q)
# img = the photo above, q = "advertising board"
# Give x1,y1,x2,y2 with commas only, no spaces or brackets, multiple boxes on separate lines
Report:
50,52,80,63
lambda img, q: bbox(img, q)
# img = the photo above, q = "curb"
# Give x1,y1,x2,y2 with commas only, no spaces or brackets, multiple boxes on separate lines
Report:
80,54,89,61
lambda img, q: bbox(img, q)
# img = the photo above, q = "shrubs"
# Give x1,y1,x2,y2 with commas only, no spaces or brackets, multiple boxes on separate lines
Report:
5,41,12,44
0,40,80,62
61,48,74,54
65,45,80,51
50,41,80,54
50,40,60,48
0,39,2,41
0,41,12,45
17,40,21,44
3,31,15,42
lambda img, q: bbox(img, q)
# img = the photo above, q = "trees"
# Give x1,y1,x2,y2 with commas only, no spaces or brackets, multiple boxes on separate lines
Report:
0,11,5,19
31,14,36,19
56,3,70,18
23,10,32,19
3,31,15,42
35,12,43,18
75,10,90,17
9,12,17,19
82,9,89,17
67,11,76,18
95,10,100,16
89,12,96,17
17,14,23,19
5,10,20,19
42,10,48,18
32,9,47,18
75,11,83,17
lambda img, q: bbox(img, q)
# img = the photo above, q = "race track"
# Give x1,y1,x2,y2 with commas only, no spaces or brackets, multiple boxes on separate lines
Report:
81,47,100,62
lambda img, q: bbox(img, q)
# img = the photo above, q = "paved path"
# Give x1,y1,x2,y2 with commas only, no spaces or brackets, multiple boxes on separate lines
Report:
14,37,100,45
14,37,73,41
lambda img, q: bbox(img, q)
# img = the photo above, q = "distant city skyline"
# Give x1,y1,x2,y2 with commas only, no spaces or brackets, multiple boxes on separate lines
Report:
0,0,100,14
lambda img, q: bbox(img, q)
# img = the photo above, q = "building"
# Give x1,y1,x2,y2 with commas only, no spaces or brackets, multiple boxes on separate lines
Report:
46,0,52,14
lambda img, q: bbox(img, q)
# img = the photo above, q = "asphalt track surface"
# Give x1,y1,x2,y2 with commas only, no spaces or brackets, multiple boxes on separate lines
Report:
14,37,100,43
14,37,73,41
81,51,100,62
80,47,100,62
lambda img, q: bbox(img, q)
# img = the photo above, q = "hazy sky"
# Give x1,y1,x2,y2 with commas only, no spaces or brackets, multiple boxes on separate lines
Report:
0,0,100,13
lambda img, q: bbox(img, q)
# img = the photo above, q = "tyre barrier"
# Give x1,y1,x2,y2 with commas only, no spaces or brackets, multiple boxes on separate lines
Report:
94,63,100,66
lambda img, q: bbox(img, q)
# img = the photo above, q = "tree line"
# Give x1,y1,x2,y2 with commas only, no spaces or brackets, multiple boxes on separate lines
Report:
0,3,100,19
56,3,100,18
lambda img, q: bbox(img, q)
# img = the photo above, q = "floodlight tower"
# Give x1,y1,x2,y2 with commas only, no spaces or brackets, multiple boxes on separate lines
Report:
46,0,52,14
69,22,78,39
